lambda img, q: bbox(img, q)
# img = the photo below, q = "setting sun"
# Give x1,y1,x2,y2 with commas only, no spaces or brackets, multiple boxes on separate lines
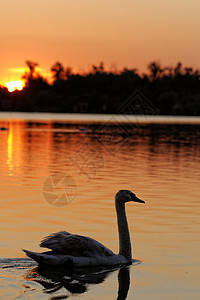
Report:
5,81,25,92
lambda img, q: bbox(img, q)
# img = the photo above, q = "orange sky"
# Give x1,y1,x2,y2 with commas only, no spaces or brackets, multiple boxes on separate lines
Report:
1,0,200,84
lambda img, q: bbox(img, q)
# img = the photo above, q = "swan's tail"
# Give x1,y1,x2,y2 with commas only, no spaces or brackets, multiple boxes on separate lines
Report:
23,249,48,264
23,249,73,267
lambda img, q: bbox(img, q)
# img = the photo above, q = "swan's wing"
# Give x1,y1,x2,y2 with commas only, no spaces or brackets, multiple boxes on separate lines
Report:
40,231,114,257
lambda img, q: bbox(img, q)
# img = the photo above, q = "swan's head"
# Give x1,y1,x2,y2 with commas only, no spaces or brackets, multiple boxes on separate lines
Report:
115,190,145,204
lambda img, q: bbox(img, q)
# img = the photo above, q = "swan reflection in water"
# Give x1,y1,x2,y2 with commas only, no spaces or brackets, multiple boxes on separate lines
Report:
25,261,140,299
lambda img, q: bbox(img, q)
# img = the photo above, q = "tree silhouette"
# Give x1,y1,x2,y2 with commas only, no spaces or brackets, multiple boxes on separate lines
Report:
1,59,200,115
23,60,39,82
121,68,138,75
184,67,193,75
65,67,72,79
147,61,163,80
51,62,66,81
174,62,182,76
92,62,105,74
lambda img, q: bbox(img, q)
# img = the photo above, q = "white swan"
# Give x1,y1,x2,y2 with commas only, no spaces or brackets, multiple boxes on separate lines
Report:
23,190,145,267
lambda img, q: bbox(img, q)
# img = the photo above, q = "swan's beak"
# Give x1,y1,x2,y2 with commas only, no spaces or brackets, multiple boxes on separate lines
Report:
132,195,145,204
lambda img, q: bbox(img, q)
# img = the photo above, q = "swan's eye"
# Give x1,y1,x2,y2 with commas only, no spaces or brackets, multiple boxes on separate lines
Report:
129,193,135,197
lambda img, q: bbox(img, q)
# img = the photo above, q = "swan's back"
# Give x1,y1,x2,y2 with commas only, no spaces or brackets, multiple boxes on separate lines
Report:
40,231,114,257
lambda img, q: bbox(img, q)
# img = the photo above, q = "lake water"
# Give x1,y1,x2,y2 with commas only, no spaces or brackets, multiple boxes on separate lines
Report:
0,113,200,299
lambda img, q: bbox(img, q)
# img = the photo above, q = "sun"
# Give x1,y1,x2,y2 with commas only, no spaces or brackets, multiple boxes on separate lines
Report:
4,80,25,92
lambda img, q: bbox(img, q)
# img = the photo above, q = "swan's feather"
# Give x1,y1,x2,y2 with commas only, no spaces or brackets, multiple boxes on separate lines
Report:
40,231,114,257
23,249,73,266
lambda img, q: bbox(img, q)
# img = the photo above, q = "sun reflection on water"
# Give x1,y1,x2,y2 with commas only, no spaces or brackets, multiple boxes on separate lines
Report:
7,123,13,176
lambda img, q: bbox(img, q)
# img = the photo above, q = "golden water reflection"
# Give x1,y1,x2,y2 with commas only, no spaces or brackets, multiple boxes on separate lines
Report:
0,119,200,299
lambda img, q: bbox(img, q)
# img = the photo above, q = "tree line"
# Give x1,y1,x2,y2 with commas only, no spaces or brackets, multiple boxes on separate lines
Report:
0,60,200,115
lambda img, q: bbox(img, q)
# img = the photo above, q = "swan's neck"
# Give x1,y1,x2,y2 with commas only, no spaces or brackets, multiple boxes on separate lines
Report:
115,200,132,261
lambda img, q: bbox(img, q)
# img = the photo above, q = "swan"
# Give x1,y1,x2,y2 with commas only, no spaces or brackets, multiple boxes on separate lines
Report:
23,190,145,267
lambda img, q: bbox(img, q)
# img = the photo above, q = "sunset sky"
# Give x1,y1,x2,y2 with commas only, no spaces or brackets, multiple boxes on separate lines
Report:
1,0,200,85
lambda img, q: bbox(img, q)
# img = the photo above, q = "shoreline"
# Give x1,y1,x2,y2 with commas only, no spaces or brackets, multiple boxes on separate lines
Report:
0,112,200,124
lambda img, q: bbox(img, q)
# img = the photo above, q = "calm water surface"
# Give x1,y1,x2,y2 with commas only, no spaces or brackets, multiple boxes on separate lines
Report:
0,114,200,299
